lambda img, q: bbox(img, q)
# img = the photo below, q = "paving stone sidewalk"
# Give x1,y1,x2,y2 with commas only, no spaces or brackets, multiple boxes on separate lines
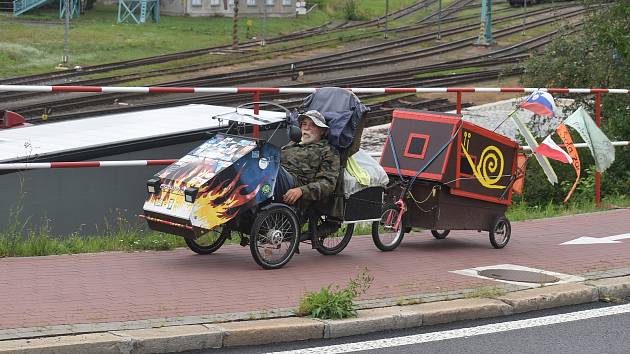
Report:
1,209,629,338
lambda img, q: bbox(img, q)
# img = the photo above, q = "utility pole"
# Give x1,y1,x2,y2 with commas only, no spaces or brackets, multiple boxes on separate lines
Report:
384,0,389,39
475,0,492,46
437,0,442,40
521,0,527,36
63,0,70,64
232,0,239,49
261,1,267,46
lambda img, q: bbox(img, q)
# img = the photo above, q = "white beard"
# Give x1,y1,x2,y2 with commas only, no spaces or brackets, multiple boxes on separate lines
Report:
300,132,319,145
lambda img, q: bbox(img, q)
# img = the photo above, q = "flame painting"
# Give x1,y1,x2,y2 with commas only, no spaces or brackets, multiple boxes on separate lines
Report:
193,167,265,230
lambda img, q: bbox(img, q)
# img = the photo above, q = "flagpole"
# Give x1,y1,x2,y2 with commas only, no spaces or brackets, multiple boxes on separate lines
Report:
595,92,602,207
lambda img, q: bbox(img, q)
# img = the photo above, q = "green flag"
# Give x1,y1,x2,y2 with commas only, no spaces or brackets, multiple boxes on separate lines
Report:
563,107,615,172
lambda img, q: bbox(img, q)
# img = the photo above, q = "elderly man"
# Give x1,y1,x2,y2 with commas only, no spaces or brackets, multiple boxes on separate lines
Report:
274,110,340,206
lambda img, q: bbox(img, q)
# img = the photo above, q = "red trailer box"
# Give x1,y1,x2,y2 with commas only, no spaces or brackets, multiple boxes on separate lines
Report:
378,109,520,245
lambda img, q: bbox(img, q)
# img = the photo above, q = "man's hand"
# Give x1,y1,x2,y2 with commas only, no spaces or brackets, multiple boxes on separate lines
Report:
283,188,303,205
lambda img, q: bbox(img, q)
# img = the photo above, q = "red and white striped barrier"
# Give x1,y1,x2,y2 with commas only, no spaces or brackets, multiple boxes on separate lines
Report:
0,159,175,170
1,142,628,170
0,85,629,94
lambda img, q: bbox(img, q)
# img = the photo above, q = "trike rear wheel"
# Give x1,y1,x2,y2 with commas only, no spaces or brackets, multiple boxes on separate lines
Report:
316,222,355,256
431,230,450,239
250,205,300,269
185,227,229,255
489,216,511,249
372,203,406,251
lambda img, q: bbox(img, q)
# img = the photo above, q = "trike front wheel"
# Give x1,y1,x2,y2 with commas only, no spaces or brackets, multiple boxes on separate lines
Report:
372,203,406,252
185,226,229,255
250,205,300,269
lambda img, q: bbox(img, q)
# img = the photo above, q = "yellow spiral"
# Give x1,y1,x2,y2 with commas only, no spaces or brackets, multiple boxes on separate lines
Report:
478,146,504,186
461,143,506,190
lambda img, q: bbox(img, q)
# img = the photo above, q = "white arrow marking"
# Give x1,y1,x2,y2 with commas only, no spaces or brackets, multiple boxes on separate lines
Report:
561,232,630,245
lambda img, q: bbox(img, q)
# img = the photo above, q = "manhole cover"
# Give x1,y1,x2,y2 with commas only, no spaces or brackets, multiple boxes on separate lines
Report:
478,269,560,283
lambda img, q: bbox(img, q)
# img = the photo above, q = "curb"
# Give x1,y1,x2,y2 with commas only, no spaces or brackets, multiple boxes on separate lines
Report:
1,276,629,353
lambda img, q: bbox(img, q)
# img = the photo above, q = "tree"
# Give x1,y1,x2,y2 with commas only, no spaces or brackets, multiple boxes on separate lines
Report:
519,0,630,203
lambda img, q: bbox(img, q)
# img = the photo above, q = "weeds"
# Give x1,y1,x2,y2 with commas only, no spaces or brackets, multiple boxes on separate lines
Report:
340,0,365,21
464,286,506,299
395,296,423,306
297,267,373,320
600,295,625,304
0,201,184,257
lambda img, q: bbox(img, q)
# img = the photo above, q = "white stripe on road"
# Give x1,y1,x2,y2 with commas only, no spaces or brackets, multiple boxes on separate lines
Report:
270,303,630,354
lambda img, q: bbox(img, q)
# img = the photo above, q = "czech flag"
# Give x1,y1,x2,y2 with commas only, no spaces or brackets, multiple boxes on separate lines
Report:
535,135,572,164
519,90,557,117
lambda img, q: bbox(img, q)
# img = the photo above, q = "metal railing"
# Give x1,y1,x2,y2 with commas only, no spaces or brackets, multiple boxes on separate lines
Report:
13,0,48,15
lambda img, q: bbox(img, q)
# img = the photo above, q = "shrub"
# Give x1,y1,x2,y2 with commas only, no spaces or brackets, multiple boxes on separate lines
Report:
297,267,373,319
340,0,366,21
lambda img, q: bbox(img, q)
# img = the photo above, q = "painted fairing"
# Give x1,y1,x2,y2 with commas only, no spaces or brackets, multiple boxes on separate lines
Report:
143,134,280,231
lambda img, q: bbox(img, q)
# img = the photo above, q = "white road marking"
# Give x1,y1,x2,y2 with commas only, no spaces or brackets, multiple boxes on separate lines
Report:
269,303,630,354
561,232,630,245
450,264,584,287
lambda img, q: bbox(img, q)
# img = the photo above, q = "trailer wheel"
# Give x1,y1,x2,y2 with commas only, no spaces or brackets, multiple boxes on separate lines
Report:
431,230,450,239
250,205,300,269
372,203,406,251
185,226,229,255
316,221,355,256
489,216,511,249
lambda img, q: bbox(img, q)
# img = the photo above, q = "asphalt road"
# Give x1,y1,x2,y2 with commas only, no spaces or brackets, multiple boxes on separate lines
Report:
190,298,630,354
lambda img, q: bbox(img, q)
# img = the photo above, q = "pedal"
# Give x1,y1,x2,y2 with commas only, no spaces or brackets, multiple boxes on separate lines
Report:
299,232,312,242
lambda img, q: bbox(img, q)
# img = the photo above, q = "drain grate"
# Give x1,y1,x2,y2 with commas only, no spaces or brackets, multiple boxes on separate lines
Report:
478,269,560,283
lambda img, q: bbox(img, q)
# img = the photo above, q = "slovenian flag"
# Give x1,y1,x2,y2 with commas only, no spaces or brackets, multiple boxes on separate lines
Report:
535,135,572,164
520,90,557,117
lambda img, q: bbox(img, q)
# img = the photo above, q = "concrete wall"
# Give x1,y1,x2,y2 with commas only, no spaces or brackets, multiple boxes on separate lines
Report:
164,0,296,17
239,0,296,17
0,129,288,237
160,0,187,15
100,0,296,16
0,141,202,237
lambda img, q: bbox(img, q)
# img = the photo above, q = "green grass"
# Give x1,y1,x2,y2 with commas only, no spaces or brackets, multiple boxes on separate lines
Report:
507,194,630,222
0,4,330,77
0,213,187,257
0,229,184,257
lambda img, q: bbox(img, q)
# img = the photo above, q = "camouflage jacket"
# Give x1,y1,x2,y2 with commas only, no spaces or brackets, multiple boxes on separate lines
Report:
281,140,340,202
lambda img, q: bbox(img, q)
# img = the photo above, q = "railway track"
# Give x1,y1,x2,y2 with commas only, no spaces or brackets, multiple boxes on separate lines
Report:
17,66,519,125
0,1,576,106
0,0,440,87
7,52,526,119
5,5,583,119
2,0,552,92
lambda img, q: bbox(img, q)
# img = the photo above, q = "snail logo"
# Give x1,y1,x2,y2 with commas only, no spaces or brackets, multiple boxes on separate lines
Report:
461,143,506,190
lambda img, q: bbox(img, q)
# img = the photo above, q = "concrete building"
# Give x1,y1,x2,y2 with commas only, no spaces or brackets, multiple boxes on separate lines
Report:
159,0,297,17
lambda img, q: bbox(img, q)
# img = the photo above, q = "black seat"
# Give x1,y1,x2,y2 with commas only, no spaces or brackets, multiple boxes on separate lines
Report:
301,87,369,218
